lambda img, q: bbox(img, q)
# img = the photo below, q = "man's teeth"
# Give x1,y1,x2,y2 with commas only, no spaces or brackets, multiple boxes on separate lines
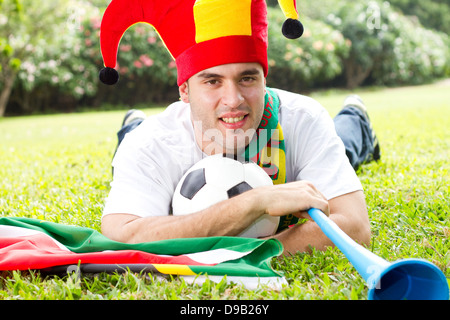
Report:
222,116,245,123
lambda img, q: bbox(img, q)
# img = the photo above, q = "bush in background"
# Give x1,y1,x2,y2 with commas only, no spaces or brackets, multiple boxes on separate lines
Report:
2,0,100,115
266,8,350,91
325,0,450,88
2,0,449,115
86,18,179,108
387,0,450,35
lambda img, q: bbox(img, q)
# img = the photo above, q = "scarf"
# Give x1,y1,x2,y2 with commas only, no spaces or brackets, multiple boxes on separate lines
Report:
242,88,298,233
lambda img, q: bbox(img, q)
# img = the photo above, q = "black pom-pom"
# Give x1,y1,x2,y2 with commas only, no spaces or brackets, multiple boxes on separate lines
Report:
282,18,304,39
99,67,119,85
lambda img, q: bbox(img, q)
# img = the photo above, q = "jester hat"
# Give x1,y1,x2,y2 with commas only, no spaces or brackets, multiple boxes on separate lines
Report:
99,0,303,86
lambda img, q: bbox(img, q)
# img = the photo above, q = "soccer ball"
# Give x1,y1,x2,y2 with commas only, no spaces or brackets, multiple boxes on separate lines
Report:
172,154,280,238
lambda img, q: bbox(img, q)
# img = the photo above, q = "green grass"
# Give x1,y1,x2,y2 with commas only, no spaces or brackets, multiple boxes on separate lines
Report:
0,81,449,300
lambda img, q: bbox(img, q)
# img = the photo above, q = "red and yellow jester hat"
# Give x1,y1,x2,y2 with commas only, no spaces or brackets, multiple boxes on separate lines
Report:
99,0,303,86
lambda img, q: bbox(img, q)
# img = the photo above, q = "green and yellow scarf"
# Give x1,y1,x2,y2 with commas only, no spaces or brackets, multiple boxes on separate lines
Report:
242,87,298,233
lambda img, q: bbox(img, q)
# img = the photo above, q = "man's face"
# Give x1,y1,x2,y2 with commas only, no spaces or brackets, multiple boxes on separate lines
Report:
179,63,266,155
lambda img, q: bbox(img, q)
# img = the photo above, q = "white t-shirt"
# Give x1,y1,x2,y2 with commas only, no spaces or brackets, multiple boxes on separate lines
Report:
103,89,362,218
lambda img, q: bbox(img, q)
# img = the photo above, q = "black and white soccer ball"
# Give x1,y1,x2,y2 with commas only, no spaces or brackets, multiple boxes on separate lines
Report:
171,154,279,238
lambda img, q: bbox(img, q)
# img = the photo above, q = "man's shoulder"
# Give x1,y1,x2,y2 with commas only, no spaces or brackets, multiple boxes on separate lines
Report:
131,101,190,137
151,100,191,127
274,88,324,111
118,101,194,155
273,88,328,123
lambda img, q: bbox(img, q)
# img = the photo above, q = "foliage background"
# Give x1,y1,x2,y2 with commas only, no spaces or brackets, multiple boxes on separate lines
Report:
0,0,449,116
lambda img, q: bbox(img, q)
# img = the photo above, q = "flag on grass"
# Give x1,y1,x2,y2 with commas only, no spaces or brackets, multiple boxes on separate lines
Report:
0,217,286,289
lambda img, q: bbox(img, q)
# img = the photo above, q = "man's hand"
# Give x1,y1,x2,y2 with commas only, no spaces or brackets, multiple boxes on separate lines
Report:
254,180,330,218
268,189,371,255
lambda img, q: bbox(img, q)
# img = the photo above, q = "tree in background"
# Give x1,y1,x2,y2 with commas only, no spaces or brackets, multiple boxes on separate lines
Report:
303,0,449,88
387,0,450,34
0,0,99,116
266,7,351,90
0,0,22,117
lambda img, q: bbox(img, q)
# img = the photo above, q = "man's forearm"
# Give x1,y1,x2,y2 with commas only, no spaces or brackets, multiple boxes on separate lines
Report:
101,190,265,243
271,213,356,254
271,191,371,255
102,181,336,243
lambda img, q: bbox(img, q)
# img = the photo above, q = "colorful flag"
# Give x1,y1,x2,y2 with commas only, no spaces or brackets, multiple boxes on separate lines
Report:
0,217,286,289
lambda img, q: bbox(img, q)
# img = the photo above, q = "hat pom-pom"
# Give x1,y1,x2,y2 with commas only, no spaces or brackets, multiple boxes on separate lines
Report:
282,18,304,39
99,67,119,85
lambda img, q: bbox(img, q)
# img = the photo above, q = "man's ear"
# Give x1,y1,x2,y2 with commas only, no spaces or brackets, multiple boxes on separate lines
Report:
179,82,189,103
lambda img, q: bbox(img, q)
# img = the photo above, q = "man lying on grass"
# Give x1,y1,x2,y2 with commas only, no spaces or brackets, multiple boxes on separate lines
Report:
98,0,378,255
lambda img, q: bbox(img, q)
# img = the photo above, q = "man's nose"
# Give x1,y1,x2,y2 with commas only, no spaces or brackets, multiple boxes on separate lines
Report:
221,82,244,108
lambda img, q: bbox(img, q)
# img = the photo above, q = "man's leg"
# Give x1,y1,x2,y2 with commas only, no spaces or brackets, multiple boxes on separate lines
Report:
111,110,147,174
116,109,147,147
334,95,380,170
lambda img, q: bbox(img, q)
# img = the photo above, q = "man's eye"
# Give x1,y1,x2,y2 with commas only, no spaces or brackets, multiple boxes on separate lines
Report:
241,77,255,82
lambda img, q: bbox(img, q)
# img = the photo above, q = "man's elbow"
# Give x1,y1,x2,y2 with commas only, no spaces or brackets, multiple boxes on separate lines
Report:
352,218,372,248
101,214,141,244
336,211,372,248
358,223,372,248
101,221,126,243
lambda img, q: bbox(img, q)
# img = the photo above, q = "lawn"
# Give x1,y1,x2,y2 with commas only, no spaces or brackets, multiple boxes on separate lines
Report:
0,81,449,300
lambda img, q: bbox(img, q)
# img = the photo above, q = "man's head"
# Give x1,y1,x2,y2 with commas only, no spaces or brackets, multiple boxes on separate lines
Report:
97,0,303,153
98,0,302,86
180,62,266,155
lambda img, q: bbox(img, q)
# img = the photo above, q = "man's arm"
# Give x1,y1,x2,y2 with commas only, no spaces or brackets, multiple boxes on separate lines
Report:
271,190,371,255
101,180,330,244
102,190,264,243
